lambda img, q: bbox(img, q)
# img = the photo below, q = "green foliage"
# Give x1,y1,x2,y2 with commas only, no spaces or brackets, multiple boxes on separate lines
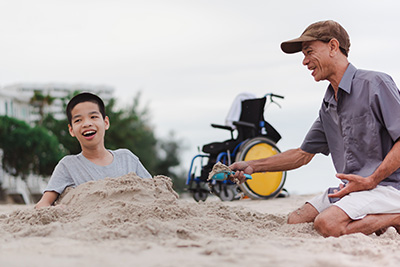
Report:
30,90,55,125
154,132,180,177
154,132,186,193
104,96,158,172
42,114,81,154
0,116,64,178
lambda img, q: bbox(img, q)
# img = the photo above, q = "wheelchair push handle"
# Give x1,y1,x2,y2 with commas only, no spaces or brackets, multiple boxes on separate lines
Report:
265,93,284,108
270,93,284,99
265,93,284,99
209,171,252,181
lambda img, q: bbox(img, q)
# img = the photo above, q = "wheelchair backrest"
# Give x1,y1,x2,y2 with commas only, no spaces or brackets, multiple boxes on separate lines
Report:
239,97,266,125
236,97,266,140
236,97,282,143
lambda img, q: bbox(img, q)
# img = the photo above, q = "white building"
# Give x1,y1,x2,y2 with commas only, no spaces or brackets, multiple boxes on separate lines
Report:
0,89,32,123
2,83,114,122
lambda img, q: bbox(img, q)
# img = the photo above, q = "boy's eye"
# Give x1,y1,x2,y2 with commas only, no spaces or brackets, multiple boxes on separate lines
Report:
74,119,81,123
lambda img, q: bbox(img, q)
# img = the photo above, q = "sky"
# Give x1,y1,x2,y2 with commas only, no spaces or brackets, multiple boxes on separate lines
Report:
1,0,400,194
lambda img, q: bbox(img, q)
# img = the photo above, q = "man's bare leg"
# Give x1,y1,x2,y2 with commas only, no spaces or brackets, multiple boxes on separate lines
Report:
314,206,400,237
287,203,319,224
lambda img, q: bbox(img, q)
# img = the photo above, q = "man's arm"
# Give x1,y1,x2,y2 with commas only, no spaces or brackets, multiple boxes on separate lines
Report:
35,191,59,209
230,148,315,182
330,139,400,198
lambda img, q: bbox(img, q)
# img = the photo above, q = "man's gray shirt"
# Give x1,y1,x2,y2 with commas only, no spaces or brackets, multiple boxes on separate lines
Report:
45,149,152,194
301,63,400,190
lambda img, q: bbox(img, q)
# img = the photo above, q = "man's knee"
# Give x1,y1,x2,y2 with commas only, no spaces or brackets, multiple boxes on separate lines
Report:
287,203,318,224
314,207,349,237
314,214,338,237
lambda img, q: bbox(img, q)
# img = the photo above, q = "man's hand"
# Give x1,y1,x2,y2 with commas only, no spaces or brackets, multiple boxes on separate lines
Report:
229,161,254,184
328,173,376,199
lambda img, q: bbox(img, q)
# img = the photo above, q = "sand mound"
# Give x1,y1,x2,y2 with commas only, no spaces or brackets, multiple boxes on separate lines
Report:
2,174,400,266
0,173,288,242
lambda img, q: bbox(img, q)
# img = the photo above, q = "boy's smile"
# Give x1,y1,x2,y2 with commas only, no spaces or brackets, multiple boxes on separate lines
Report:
82,130,97,140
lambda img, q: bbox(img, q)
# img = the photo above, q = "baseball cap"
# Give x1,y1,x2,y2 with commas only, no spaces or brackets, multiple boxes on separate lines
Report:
281,20,350,55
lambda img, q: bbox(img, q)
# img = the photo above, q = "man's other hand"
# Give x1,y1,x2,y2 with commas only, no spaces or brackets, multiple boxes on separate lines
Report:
328,173,376,199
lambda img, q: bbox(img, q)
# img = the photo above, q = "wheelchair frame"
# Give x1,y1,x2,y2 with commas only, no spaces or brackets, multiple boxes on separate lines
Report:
186,93,287,202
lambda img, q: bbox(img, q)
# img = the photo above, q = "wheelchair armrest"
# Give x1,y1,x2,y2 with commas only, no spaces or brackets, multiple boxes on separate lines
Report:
233,121,256,129
211,124,234,132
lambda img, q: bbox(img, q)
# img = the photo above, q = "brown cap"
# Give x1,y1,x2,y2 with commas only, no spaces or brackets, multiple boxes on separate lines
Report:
281,20,350,55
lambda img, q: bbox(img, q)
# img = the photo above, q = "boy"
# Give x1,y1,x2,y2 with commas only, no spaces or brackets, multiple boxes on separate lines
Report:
35,92,152,208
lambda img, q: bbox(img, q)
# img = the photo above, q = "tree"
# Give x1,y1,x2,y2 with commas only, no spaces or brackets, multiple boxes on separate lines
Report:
42,113,81,155
0,116,64,178
29,126,66,176
104,94,158,172
41,90,84,155
30,90,55,125
154,132,186,193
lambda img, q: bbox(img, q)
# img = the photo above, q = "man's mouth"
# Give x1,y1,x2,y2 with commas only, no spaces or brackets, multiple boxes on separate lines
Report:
309,66,316,76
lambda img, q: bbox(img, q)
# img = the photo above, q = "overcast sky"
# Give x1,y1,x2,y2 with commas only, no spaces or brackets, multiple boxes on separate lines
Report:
2,0,400,194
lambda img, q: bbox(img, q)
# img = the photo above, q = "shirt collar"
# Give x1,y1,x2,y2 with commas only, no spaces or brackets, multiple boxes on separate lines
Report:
338,63,357,94
323,63,357,105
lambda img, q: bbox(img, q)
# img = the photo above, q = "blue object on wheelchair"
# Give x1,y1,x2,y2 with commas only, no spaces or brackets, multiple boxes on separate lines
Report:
210,171,252,181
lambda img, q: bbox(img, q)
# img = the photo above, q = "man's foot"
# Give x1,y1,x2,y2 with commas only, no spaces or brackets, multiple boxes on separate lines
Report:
393,225,400,235
375,224,400,236
375,227,388,236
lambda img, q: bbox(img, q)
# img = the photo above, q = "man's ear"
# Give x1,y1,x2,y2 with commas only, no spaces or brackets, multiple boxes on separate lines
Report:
68,124,75,137
329,38,340,55
105,116,110,130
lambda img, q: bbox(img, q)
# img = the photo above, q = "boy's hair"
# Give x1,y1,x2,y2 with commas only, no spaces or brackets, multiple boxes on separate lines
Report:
66,92,106,125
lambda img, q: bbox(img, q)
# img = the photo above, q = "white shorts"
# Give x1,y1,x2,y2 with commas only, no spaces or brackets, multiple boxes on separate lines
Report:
308,185,400,220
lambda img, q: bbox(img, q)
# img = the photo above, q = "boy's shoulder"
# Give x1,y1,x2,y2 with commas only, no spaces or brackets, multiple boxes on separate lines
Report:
57,153,84,165
111,148,139,160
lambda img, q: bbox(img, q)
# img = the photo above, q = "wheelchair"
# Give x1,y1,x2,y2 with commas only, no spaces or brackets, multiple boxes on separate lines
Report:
186,93,287,202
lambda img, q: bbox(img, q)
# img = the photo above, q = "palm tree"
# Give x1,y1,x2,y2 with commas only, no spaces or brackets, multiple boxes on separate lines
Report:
29,90,55,125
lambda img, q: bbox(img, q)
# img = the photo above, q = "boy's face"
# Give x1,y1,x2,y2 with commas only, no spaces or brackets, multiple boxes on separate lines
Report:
68,101,110,149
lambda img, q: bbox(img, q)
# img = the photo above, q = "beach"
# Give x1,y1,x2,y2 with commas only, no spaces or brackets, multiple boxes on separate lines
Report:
0,173,400,267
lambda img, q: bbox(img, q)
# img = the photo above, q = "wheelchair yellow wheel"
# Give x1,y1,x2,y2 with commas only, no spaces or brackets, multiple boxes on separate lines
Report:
236,137,286,199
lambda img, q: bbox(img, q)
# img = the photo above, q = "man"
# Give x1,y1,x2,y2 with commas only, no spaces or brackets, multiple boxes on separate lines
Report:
230,20,400,237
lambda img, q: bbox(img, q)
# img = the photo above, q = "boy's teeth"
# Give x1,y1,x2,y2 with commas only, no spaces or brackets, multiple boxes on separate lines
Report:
84,131,95,136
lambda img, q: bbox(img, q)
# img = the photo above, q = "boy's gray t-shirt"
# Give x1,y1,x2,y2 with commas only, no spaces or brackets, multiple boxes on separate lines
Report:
45,149,152,194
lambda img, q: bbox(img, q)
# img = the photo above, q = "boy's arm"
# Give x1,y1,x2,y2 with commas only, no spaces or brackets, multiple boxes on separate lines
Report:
35,191,59,209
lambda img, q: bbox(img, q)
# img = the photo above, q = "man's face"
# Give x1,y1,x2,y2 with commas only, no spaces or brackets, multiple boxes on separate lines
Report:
301,40,333,82
68,101,109,149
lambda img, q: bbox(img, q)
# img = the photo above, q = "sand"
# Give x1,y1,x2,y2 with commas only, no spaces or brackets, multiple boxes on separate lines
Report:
208,161,231,180
1,173,400,267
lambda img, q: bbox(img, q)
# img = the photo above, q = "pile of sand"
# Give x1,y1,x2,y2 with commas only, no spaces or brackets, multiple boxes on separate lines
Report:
1,173,290,241
1,173,400,266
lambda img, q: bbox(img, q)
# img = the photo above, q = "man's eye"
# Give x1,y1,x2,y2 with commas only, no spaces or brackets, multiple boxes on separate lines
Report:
74,119,81,123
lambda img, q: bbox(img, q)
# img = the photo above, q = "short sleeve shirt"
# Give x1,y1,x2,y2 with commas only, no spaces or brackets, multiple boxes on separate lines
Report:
45,148,152,194
301,63,400,189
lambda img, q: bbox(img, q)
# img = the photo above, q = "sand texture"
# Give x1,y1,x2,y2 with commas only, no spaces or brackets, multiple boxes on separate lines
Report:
208,162,231,180
1,173,400,266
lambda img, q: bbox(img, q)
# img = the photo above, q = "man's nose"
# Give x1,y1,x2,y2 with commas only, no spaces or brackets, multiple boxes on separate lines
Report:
302,56,309,66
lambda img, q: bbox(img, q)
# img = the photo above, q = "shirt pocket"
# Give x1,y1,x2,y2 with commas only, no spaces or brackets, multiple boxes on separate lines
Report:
344,114,378,158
